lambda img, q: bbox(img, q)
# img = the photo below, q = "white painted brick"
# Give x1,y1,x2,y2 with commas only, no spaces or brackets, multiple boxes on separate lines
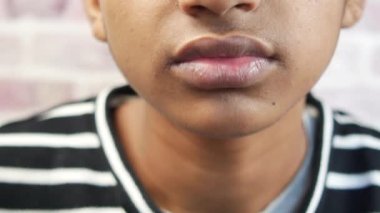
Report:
31,32,118,73
62,0,87,20
0,78,74,111
6,0,67,18
371,43,380,77
354,0,380,33
0,0,8,19
0,33,23,67
318,39,365,89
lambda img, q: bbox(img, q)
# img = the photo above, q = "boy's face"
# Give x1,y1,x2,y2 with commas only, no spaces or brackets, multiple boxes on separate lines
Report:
86,0,364,139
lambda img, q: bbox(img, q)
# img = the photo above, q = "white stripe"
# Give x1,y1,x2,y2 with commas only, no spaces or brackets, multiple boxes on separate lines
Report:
0,167,117,186
39,102,95,120
334,113,357,125
96,87,155,213
333,135,380,151
305,105,319,118
326,171,380,190
0,207,126,213
334,113,380,130
306,103,334,213
0,133,100,149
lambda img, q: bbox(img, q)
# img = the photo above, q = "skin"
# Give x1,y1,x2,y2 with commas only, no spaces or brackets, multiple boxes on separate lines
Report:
85,0,364,212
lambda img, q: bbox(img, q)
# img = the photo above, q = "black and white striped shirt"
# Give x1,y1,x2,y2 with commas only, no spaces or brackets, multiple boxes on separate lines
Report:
0,86,379,213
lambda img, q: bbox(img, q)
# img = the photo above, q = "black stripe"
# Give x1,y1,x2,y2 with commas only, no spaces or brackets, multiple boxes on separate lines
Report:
333,110,349,116
330,148,380,174
0,148,110,171
317,187,380,213
0,114,96,134
0,183,124,209
334,121,380,138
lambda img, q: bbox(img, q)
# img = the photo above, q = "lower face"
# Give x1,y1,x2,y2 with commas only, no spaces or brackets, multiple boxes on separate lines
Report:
101,0,344,139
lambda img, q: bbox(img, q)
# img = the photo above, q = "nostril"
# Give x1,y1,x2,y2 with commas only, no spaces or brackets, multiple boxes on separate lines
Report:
184,5,207,16
192,5,207,12
235,3,256,12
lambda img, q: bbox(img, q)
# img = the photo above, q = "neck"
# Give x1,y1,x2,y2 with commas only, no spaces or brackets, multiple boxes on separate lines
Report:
115,99,308,213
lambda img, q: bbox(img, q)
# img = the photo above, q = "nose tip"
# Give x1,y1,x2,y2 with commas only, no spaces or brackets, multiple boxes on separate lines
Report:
178,0,261,17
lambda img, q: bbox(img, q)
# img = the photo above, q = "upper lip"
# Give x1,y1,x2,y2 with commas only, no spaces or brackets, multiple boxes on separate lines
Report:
172,35,274,64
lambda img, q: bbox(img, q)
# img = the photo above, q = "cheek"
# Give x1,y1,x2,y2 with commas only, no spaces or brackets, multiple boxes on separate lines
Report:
292,19,340,86
102,2,171,92
255,1,344,107
276,3,342,82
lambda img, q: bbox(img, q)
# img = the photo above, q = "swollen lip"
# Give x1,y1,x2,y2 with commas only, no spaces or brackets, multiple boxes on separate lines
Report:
171,56,272,90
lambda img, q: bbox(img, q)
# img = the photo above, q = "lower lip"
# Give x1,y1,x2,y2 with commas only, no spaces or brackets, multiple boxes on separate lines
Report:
171,56,272,90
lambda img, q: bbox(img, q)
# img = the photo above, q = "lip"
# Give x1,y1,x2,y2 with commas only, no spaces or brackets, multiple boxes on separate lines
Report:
170,35,275,90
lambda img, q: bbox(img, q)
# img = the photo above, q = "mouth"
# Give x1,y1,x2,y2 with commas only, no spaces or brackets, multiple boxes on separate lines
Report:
170,35,276,90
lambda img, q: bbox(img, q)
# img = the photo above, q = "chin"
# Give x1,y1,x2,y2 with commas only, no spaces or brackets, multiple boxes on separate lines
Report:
180,113,274,140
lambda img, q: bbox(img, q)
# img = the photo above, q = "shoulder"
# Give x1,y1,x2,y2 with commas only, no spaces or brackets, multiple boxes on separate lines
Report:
0,99,100,160
328,110,380,181
331,110,380,150
0,98,102,167
328,110,380,180
0,98,97,134
0,99,100,156
0,98,125,210
319,110,380,212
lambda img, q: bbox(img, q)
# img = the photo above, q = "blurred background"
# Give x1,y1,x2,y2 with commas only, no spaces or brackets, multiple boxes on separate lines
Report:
0,0,379,126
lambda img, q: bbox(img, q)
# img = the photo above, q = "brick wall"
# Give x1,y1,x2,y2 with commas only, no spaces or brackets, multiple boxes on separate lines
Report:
0,0,379,126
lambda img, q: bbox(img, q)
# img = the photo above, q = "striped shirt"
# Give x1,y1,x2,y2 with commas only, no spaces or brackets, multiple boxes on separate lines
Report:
0,85,379,213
